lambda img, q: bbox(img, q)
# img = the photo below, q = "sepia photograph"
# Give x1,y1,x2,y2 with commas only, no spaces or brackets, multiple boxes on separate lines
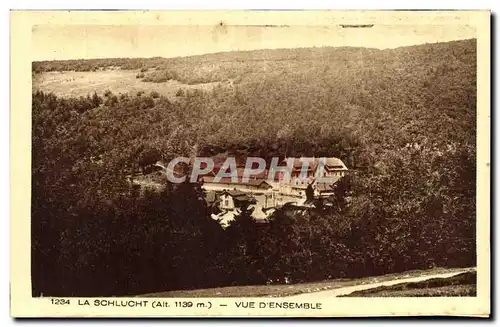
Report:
10,10,490,317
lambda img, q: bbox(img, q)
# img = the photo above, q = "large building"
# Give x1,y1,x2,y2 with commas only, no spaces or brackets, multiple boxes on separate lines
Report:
199,156,349,227
130,155,349,228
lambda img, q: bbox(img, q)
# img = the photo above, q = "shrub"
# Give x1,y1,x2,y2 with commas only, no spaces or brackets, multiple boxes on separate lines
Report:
175,88,185,97
139,96,155,109
104,95,118,107
91,92,102,107
142,69,179,83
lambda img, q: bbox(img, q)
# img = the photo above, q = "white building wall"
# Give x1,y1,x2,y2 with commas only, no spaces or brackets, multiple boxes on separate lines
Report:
219,194,235,210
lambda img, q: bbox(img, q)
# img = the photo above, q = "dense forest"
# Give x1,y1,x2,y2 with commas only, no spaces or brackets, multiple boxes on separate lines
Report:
32,39,476,296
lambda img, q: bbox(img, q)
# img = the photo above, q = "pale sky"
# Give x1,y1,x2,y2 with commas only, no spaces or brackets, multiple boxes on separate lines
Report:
32,24,476,61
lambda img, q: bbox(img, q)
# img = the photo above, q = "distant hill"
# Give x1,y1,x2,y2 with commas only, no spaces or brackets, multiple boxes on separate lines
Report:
32,39,473,68
32,38,477,164
33,46,379,71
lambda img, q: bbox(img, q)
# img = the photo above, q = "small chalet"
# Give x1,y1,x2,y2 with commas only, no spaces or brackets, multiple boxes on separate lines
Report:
323,157,349,177
219,190,257,210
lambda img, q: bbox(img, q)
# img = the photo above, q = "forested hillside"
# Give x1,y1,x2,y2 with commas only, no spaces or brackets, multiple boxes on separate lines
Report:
32,39,476,296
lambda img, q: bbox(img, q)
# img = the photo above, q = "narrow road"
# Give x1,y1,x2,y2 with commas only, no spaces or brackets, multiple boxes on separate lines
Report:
286,268,475,300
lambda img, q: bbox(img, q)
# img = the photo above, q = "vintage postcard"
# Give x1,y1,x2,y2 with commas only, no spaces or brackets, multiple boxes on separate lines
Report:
10,10,490,317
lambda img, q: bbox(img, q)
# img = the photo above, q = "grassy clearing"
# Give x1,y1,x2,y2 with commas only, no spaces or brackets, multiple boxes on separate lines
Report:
140,267,473,298
341,271,476,297
32,70,221,99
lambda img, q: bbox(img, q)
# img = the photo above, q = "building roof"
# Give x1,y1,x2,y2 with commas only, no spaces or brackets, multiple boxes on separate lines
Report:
282,157,318,171
222,189,246,197
290,184,309,190
235,167,269,180
201,176,272,189
324,157,348,170
220,190,257,204
282,157,348,171
245,180,273,188
315,177,342,192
